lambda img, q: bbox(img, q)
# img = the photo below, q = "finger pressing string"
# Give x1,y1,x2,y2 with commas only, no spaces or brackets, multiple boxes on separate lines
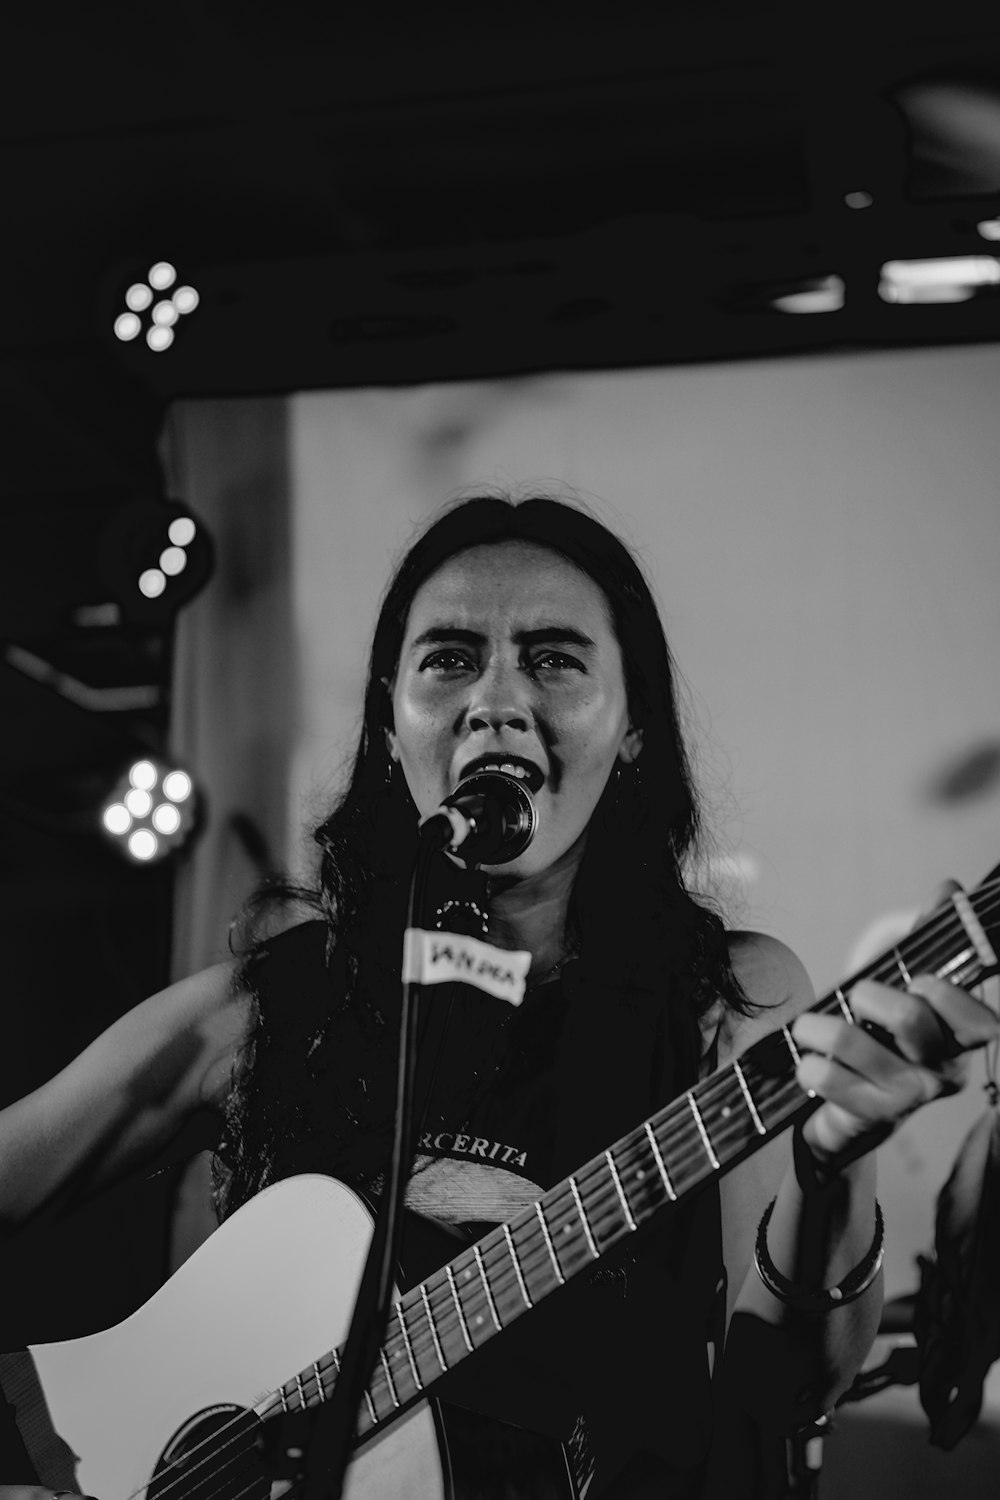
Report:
906,974,999,1054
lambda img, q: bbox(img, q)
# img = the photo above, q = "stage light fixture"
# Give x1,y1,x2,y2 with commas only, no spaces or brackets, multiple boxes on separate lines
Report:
99,500,213,626
168,516,196,546
163,769,192,802
149,262,177,290
771,275,845,314
878,255,1000,303
129,829,158,862
101,758,199,863
126,283,154,312
114,312,142,341
112,261,199,352
172,286,199,315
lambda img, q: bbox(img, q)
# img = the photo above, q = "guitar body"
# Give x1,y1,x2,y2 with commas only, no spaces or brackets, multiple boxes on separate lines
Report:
3,1176,577,1500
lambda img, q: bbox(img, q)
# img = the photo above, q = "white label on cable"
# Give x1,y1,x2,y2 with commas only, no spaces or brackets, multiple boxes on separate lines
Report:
403,928,531,1006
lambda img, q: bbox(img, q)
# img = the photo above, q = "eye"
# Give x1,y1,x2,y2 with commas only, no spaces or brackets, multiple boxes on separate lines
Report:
530,650,583,673
420,648,474,673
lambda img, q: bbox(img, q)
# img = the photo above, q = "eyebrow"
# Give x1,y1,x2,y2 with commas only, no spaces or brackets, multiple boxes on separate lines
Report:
410,626,596,651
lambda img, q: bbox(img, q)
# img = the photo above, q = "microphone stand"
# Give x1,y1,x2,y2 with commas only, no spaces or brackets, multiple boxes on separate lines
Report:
296,826,443,1500
268,772,533,1500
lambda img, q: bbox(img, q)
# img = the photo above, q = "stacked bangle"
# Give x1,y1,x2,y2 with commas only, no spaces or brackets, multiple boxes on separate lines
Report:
754,1199,885,1314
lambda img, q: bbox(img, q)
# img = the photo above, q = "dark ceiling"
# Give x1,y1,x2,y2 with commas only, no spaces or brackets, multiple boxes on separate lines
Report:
2,3,999,680
3,5,1000,494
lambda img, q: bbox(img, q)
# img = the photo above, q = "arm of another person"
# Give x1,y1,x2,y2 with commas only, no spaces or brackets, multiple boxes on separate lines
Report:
0,961,250,1237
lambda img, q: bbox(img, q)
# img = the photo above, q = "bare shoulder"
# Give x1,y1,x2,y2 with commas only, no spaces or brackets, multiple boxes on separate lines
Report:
712,930,816,1066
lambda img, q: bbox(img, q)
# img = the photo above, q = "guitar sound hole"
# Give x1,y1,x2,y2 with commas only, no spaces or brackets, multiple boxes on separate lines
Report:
150,1405,269,1500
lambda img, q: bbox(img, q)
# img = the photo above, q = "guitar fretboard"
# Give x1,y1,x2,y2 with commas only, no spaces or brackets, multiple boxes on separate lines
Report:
255,873,1000,1441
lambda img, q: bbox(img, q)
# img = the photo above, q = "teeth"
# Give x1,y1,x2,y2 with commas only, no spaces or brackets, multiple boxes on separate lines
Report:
474,762,528,780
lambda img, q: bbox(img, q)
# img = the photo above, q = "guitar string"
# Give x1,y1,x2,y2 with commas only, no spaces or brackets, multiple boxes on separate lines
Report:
112,883,999,1500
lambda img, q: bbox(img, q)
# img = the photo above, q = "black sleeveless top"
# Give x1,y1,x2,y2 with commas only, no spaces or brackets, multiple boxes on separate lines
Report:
218,921,728,1498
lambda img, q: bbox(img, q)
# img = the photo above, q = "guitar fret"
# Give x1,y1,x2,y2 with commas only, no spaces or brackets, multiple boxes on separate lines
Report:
937,949,978,983
395,1303,423,1390
379,1348,400,1408
361,1382,378,1425
569,1175,600,1259
605,1149,636,1231
733,1060,766,1136
419,1283,449,1370
445,1265,474,1350
278,1383,288,1412
312,1361,326,1402
687,1091,719,1171
643,1121,676,1200
474,1244,503,1330
835,987,853,1023
535,1200,566,1282
955,890,999,969
894,947,913,986
503,1223,533,1308
294,1372,306,1409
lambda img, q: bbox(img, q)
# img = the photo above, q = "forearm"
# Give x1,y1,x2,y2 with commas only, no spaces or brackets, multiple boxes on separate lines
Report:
725,1147,882,1429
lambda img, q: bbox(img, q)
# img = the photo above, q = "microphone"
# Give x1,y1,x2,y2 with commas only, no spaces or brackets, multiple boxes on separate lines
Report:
419,770,538,865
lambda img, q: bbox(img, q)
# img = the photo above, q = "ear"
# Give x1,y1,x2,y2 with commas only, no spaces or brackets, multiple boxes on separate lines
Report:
618,725,643,765
385,728,400,763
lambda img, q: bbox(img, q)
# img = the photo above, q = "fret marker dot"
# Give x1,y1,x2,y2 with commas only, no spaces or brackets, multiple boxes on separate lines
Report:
721,1105,732,1119
475,1315,484,1326
636,1169,645,1180
563,1225,572,1235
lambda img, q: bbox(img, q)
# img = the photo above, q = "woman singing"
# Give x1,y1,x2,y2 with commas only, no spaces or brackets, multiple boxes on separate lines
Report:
0,496,993,1498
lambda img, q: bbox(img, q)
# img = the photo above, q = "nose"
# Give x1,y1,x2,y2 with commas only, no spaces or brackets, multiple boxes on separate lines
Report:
465,703,531,734
463,658,533,735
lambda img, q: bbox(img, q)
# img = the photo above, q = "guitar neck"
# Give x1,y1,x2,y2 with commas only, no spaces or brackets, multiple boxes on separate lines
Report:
257,872,1000,1443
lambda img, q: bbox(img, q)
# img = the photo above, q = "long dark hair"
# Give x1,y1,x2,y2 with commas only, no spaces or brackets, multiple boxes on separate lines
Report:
216,494,749,1214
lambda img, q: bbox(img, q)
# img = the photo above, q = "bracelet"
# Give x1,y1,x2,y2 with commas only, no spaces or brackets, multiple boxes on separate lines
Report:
754,1198,885,1314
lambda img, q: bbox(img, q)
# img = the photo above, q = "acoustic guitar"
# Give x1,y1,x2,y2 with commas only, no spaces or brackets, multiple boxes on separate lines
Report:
2,872,997,1500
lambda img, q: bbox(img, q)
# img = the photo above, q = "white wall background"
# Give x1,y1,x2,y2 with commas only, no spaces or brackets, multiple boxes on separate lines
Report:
169,344,1000,1307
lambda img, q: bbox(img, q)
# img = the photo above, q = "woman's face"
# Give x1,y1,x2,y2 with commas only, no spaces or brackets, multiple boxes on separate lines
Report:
389,540,641,877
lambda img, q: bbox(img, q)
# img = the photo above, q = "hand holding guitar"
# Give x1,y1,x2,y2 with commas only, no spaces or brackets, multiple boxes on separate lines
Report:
790,884,998,1176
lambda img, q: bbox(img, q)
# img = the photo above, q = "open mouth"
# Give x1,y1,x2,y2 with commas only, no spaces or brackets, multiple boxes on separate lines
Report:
457,754,545,795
